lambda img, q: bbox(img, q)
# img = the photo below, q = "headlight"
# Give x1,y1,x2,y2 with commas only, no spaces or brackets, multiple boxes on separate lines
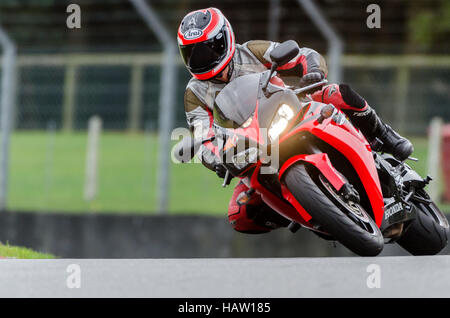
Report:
268,104,294,141
232,147,261,170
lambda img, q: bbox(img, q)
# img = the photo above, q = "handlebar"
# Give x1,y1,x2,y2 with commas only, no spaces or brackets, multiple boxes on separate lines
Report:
292,79,328,95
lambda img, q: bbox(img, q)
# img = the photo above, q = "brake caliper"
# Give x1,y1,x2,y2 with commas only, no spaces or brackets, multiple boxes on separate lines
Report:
339,183,360,204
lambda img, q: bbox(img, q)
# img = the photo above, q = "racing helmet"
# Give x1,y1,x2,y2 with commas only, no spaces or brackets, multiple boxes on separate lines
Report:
177,8,235,81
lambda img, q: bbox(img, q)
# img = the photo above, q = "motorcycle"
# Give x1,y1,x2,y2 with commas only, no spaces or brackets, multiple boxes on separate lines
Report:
176,41,449,256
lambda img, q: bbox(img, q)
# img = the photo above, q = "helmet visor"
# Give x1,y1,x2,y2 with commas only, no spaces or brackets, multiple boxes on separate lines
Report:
179,28,228,75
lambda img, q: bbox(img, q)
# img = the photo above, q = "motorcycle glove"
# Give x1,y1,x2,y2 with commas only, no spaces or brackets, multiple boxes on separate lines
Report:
299,72,324,88
214,164,227,179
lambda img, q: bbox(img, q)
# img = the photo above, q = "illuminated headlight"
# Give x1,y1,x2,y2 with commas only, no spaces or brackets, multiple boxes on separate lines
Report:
232,147,261,170
268,104,294,141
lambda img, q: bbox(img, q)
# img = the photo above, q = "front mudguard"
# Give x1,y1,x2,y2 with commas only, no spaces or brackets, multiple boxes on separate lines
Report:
279,153,346,192
278,153,347,223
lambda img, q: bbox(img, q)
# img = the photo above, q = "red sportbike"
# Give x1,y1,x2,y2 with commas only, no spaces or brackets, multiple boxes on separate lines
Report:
177,41,449,256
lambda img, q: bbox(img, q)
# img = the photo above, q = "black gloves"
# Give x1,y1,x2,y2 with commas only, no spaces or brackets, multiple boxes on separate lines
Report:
299,71,324,88
214,164,227,179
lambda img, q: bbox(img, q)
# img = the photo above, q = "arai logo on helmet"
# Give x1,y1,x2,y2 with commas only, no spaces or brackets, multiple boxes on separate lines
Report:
184,28,203,40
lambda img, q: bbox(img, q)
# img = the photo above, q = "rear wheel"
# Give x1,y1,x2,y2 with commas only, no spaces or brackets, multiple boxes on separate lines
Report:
283,163,384,256
397,192,449,255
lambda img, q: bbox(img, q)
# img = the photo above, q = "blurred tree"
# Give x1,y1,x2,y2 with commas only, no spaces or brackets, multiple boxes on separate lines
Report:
408,0,450,52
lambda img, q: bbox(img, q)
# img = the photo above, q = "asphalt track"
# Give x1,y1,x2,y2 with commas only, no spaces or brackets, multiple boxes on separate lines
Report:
0,256,449,297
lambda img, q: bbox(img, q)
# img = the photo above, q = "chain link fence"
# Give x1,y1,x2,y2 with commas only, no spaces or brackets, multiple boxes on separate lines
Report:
15,54,191,131
14,54,450,134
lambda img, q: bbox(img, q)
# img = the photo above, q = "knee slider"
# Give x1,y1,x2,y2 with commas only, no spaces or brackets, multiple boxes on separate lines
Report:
228,205,271,234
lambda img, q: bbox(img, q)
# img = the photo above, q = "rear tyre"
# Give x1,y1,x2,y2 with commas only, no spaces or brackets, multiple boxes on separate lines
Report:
397,200,449,255
283,163,384,256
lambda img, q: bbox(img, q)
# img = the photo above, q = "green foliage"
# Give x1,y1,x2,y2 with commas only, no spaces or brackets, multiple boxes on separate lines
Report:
409,11,435,49
409,0,450,50
0,242,54,259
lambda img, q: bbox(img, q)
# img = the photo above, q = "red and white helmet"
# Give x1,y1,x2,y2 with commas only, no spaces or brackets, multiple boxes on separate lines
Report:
177,8,235,81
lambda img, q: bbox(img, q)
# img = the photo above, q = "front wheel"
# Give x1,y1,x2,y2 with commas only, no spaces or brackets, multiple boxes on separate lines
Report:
283,163,384,256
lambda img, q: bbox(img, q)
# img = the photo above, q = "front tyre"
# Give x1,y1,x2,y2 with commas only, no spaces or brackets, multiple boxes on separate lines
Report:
283,163,384,256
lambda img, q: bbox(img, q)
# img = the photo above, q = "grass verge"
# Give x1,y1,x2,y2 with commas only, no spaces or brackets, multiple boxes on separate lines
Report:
6,131,450,214
0,242,55,259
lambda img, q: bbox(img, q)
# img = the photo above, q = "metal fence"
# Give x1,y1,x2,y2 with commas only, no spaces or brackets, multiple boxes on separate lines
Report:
15,53,190,131
342,55,450,135
12,53,450,134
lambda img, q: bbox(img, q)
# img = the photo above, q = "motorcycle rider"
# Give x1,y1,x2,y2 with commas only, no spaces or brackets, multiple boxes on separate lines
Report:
178,7,414,234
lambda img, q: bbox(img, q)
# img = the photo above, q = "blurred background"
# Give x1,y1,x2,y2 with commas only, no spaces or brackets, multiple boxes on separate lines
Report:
0,0,449,258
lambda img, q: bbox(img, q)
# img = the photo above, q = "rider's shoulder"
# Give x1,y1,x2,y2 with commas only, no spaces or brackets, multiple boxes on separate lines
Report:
185,77,209,105
243,40,274,51
241,40,277,64
186,76,207,91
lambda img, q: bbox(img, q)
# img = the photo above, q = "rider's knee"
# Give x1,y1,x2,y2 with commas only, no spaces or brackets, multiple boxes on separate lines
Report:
338,84,367,110
311,83,368,111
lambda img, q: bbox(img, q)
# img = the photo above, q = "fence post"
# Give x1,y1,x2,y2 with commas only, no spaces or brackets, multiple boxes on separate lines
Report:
62,63,78,132
268,0,281,41
130,0,178,214
297,0,344,83
393,65,410,135
128,63,144,132
0,26,17,211
84,115,102,202
427,117,443,202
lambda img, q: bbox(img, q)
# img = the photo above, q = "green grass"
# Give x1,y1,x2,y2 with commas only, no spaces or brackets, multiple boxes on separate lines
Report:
0,242,55,259
6,131,449,214
8,131,235,214
406,137,450,213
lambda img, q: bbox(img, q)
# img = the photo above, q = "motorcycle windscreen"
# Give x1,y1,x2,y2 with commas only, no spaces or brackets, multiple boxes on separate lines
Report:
214,73,261,127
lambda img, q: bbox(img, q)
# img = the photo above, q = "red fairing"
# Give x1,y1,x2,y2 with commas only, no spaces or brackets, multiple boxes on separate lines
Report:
320,124,384,226
232,103,265,146
232,111,314,225
278,153,346,191
279,110,384,227
248,163,312,226
280,184,312,222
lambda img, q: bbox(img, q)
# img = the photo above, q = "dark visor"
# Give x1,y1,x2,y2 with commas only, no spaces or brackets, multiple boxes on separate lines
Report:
180,27,228,75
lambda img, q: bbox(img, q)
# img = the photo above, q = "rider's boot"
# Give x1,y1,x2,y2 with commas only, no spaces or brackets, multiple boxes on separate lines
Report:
312,84,414,161
352,107,414,161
